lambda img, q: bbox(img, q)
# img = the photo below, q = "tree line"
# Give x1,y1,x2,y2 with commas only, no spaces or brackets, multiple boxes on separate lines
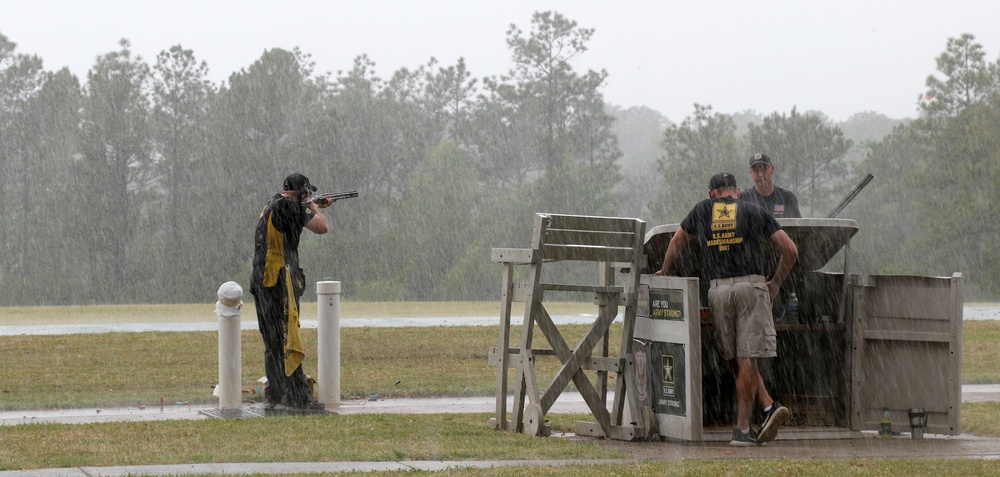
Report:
0,13,996,305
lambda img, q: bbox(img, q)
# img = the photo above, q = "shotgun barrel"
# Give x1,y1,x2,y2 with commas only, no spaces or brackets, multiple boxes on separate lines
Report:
306,190,359,203
826,174,873,218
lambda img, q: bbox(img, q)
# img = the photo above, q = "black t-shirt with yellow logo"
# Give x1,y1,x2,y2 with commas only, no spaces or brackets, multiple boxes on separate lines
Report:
679,197,781,281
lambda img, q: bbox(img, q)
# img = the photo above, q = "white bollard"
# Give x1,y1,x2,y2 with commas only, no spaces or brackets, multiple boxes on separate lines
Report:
316,280,341,408
216,281,243,410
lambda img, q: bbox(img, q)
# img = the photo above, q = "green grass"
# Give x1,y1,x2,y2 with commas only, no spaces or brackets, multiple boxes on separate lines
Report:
1,324,609,409
1,413,999,474
961,401,1000,435
0,301,596,325
0,299,616,410
1,302,999,474
964,321,1000,383
113,461,1000,477
2,317,995,410
0,414,626,470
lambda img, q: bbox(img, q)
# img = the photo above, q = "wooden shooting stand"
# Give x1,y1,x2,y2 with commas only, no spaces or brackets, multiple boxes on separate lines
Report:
487,213,651,440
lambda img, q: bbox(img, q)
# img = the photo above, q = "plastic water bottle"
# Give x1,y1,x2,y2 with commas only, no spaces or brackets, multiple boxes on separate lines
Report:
788,293,800,323
879,406,892,437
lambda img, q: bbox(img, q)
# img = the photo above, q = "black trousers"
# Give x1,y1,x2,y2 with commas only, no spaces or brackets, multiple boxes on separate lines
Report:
252,277,311,407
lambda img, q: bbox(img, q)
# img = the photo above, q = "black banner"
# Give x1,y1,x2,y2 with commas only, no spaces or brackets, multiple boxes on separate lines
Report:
650,341,687,416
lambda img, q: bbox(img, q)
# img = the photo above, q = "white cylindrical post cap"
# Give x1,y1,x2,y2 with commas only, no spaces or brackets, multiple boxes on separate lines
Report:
216,281,244,318
217,281,243,301
316,280,341,295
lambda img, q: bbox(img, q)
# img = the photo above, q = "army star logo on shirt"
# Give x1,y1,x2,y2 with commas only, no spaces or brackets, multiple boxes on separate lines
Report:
708,202,743,251
711,202,737,231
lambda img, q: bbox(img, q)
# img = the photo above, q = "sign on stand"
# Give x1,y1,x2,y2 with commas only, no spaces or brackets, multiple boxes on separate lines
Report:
634,274,702,441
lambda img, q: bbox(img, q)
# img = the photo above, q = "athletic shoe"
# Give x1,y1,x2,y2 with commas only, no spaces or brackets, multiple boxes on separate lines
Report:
729,428,762,447
303,400,325,411
757,401,790,443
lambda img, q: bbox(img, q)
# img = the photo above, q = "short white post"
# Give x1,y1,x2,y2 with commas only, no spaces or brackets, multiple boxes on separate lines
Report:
216,281,243,410
317,281,341,408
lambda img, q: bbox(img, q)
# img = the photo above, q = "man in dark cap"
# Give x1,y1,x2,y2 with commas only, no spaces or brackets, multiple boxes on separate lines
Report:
656,172,798,446
740,153,801,218
250,173,335,410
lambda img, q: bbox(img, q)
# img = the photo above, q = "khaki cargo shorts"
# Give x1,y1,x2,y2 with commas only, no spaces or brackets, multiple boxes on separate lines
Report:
707,275,776,360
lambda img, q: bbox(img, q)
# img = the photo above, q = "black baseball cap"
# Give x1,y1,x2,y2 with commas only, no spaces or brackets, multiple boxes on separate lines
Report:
749,152,772,167
283,173,317,193
709,172,738,190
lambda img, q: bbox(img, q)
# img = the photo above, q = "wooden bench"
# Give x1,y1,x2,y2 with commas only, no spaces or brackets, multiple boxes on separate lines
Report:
488,213,650,440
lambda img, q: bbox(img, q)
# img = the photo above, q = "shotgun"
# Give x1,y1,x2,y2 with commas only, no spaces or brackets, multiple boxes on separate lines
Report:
305,190,359,204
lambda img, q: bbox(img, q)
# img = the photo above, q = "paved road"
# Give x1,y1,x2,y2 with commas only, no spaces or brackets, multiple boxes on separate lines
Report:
3,385,999,427
4,304,998,335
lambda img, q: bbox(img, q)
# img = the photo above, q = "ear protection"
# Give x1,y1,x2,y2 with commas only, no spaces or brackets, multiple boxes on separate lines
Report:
299,183,317,201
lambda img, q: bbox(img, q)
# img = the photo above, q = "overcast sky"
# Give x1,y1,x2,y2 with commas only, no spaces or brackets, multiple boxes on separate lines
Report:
2,0,998,122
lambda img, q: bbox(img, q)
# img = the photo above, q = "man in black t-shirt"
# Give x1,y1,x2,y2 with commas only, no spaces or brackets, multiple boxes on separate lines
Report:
740,153,801,218
250,173,334,411
656,172,798,446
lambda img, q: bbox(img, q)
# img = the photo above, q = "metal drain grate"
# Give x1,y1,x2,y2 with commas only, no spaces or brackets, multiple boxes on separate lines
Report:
199,408,267,419
199,406,334,419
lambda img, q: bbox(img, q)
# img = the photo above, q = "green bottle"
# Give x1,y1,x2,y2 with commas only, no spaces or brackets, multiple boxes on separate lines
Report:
879,406,892,437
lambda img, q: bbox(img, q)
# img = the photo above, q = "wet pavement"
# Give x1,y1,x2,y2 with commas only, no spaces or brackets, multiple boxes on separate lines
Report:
2,304,998,336
3,386,1000,427
0,393,595,426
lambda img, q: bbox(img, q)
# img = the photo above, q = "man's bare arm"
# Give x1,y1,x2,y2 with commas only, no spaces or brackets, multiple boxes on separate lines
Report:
656,228,694,276
304,203,329,235
767,229,798,298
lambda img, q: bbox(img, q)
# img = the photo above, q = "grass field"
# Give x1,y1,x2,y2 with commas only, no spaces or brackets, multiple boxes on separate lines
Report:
0,301,596,325
2,301,998,406
2,411,1000,474
2,323,605,409
2,302,996,408
1,302,998,474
